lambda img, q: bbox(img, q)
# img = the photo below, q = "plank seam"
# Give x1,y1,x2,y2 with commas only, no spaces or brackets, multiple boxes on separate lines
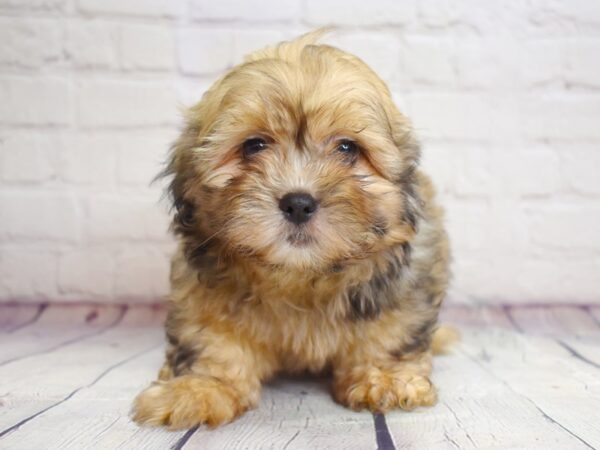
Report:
443,401,477,447
505,304,600,372
556,340,600,370
282,429,301,449
5,303,48,334
458,348,595,450
170,425,199,450
0,342,160,439
582,306,600,329
0,305,128,367
501,305,523,333
373,413,396,450
532,404,595,450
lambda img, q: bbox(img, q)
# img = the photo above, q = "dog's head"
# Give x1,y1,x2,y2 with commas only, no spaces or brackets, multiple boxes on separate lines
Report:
165,30,421,273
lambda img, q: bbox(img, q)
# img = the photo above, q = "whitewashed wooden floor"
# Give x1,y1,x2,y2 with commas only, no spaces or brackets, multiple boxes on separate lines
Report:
0,303,599,450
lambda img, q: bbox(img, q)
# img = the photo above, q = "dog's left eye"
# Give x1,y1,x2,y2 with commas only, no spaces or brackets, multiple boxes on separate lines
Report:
336,140,359,155
242,138,267,157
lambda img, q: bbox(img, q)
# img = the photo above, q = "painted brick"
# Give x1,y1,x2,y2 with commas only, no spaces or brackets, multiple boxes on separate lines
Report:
0,76,70,125
0,249,59,300
231,29,286,63
502,147,562,197
408,93,518,140
0,192,81,242
0,1,599,306
119,23,176,71
456,38,519,89
58,132,118,186
114,248,170,299
305,0,415,26
0,0,66,10
330,32,401,86
58,249,114,298
400,36,456,86
528,205,600,251
76,80,177,128
523,94,600,140
191,0,300,22
521,40,564,87
66,20,119,69
116,130,174,186
560,144,600,195
177,28,233,75
0,18,63,68
0,132,58,183
566,39,600,88
76,0,180,17
87,195,170,242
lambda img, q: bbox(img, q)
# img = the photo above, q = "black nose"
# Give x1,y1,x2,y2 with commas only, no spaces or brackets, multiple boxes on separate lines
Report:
279,192,317,225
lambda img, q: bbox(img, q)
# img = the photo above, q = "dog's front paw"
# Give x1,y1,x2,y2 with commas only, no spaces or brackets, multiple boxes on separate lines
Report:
132,375,250,429
333,367,437,413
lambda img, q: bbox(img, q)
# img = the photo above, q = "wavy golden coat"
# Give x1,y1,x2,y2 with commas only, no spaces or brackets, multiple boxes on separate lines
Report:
132,30,451,429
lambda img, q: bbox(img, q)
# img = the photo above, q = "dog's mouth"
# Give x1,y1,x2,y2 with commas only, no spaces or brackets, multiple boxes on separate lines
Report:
286,228,316,247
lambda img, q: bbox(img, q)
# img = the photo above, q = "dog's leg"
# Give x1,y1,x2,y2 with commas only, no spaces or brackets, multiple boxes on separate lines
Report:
332,350,437,412
132,331,269,429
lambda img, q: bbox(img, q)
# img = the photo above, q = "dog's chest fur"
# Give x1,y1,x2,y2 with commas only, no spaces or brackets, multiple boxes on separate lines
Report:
168,237,437,376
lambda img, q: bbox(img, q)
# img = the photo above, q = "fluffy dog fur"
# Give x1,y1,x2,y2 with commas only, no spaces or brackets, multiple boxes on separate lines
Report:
132,30,451,430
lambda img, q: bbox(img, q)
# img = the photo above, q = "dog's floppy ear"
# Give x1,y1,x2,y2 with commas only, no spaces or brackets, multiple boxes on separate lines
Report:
157,118,202,235
388,107,423,233
159,119,217,270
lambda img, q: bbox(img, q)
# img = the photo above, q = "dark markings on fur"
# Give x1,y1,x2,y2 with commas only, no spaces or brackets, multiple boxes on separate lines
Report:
400,241,412,267
170,198,217,271
174,200,195,231
397,164,421,232
169,344,198,376
295,108,307,149
155,121,219,271
391,317,437,358
372,218,388,236
166,330,178,346
329,263,344,274
347,251,406,321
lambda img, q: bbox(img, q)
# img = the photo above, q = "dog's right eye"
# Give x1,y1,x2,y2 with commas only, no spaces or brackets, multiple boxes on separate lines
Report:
242,138,267,157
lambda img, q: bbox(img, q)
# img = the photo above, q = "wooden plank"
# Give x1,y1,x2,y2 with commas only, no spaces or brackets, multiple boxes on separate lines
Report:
507,305,600,368
384,329,590,449
439,304,513,330
0,304,126,365
0,307,164,439
185,377,377,450
507,305,600,338
0,303,48,333
0,346,188,450
459,327,600,449
588,306,600,327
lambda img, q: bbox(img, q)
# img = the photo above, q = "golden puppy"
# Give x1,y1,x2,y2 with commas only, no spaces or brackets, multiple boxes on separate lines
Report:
132,30,451,429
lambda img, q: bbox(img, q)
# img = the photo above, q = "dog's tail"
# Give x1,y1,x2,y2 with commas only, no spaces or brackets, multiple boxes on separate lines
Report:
431,325,460,355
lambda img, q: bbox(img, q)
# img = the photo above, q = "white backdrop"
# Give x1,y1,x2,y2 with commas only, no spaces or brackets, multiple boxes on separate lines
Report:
1,0,599,304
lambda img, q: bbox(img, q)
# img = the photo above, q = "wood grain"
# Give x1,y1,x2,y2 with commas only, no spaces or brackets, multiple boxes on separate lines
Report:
0,304,599,450
0,303,48,333
185,377,377,449
0,304,126,366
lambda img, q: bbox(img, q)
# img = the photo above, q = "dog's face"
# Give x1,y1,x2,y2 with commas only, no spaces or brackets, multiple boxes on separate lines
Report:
168,33,421,272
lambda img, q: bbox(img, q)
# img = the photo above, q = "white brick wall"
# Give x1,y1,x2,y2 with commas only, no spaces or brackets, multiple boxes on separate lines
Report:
1,0,599,305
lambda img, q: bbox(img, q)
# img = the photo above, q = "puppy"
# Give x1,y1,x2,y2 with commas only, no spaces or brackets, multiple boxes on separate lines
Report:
132,30,451,429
